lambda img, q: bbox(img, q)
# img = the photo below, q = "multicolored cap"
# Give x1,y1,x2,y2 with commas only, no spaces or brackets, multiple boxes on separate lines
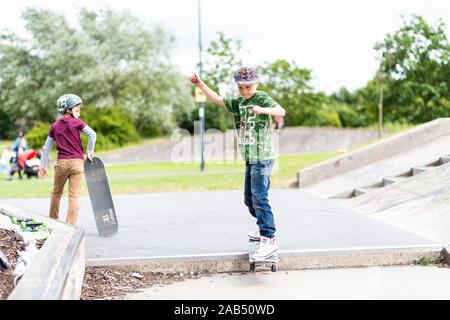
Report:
234,66,259,84
56,94,82,114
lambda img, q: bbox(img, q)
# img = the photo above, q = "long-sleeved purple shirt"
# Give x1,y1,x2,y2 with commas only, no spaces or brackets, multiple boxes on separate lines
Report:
39,117,96,168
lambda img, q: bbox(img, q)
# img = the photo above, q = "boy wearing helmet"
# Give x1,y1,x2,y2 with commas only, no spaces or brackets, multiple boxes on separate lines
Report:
38,94,97,225
191,67,286,260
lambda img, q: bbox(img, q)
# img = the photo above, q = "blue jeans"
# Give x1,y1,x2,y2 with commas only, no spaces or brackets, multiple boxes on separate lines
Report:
244,159,276,238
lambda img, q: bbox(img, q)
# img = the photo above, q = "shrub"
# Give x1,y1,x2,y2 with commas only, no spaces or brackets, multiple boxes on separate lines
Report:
334,103,368,128
79,105,140,151
25,121,52,150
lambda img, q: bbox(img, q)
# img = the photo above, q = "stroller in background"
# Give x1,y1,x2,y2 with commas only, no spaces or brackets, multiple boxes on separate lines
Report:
24,158,40,178
17,149,39,179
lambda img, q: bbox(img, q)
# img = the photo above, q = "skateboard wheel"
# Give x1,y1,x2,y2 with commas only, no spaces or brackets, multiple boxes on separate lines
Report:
271,265,277,272
11,218,17,224
20,221,26,230
250,263,255,271
41,222,46,228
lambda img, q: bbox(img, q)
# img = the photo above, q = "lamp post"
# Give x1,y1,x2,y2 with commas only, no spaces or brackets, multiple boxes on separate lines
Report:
377,68,384,139
198,0,205,171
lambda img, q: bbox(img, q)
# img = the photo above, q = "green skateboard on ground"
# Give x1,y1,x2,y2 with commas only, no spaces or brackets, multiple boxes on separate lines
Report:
11,217,50,240
11,217,36,225
84,156,118,237
248,239,278,272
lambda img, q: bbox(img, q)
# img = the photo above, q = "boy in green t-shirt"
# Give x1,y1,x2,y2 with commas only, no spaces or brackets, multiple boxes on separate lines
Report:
190,66,286,260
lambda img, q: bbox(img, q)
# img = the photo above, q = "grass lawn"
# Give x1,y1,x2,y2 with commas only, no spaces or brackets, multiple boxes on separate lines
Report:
0,152,338,198
0,122,415,199
0,140,13,151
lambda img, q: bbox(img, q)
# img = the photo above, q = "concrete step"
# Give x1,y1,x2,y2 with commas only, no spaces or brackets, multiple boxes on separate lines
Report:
333,156,450,199
353,187,381,197
423,159,446,167
382,176,408,186
411,166,432,176
440,156,450,164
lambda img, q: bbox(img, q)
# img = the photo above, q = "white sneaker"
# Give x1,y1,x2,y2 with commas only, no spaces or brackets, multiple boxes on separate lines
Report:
251,236,278,260
247,230,260,241
248,230,278,241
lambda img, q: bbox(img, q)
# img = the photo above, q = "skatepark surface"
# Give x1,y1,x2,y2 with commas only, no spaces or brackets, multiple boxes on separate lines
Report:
1,187,447,300
0,188,442,264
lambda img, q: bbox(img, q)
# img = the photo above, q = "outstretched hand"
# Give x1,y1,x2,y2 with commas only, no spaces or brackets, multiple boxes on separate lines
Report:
190,72,203,87
87,154,93,161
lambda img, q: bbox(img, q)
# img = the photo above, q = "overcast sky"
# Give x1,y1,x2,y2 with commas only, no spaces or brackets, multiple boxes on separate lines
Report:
1,0,449,94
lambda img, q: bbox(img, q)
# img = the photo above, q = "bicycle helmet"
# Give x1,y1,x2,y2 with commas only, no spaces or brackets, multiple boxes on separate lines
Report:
56,94,82,114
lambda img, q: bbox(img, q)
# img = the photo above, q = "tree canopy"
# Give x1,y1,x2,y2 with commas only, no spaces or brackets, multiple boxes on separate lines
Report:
373,14,449,123
0,7,195,138
0,10,448,141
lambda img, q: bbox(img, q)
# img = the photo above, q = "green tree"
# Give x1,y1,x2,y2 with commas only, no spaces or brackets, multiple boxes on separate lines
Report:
257,59,333,126
202,32,245,95
190,32,245,132
0,7,195,138
374,14,450,123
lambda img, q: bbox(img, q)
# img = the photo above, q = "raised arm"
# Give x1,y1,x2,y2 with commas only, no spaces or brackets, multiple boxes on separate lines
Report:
190,73,225,106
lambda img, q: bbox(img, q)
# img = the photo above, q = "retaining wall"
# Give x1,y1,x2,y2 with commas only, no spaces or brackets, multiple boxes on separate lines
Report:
0,204,85,300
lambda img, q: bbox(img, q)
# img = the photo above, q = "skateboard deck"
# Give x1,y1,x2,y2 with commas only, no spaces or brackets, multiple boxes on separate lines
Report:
84,156,118,237
248,239,278,272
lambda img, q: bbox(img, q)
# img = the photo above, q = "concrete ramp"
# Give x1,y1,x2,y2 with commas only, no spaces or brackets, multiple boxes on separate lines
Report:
340,162,450,246
298,118,450,248
298,118,450,193
302,135,450,199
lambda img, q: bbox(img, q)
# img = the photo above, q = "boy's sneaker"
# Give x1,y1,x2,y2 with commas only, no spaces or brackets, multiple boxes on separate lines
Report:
247,230,260,241
247,230,277,241
251,236,278,261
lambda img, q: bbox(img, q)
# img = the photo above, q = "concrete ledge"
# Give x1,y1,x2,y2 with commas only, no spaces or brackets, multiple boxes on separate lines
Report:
298,118,450,188
442,247,450,265
0,204,85,300
86,244,443,274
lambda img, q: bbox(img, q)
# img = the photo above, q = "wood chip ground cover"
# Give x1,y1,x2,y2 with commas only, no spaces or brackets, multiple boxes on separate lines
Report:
1,228,205,300
0,229,44,299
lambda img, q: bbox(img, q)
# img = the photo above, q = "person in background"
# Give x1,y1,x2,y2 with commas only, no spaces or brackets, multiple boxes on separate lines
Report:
39,94,96,225
0,147,14,181
270,115,285,132
11,132,28,180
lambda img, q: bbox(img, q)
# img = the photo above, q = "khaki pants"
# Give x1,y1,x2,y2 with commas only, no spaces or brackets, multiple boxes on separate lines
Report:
49,159,84,225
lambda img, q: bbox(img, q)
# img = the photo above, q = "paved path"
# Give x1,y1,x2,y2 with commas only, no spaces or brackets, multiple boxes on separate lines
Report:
124,265,450,300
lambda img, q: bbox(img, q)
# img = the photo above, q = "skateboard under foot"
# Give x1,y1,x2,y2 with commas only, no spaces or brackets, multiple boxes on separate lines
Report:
248,239,278,272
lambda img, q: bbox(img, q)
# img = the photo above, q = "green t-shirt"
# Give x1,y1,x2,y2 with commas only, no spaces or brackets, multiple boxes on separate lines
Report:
223,91,278,161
